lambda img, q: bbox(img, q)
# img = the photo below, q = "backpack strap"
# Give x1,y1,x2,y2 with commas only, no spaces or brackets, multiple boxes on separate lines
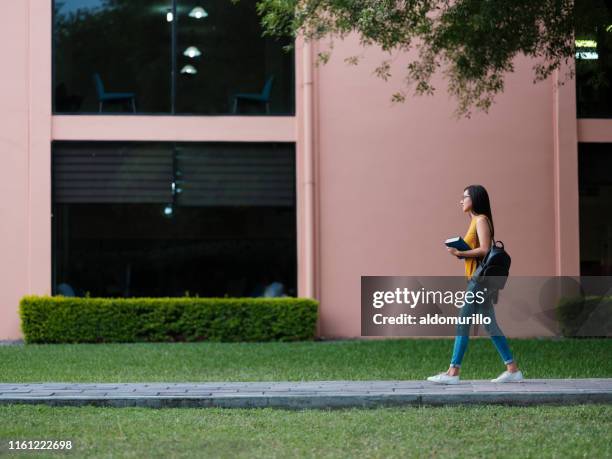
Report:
478,215,494,266
480,215,495,245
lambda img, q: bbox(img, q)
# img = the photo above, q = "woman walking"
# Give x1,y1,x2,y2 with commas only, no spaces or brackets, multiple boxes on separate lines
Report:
427,184,523,384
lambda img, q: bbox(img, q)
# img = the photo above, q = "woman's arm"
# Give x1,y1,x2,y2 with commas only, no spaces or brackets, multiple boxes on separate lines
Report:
447,216,492,259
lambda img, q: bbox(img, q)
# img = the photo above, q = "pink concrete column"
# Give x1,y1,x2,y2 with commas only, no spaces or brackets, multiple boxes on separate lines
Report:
296,33,320,306
0,1,51,340
29,0,53,296
552,60,580,276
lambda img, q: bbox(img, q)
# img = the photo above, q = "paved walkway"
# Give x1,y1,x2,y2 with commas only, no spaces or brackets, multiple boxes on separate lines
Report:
0,379,610,409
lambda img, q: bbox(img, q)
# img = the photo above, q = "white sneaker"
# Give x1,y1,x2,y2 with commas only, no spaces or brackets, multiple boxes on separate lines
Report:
491,370,524,383
427,372,460,385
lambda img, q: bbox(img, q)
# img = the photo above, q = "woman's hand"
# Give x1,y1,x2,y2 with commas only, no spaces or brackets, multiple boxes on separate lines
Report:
447,247,461,258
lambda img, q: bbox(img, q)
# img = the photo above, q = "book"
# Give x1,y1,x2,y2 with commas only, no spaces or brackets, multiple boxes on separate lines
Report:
444,236,471,253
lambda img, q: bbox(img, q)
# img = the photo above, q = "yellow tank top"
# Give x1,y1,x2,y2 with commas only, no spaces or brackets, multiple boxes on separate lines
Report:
463,215,487,279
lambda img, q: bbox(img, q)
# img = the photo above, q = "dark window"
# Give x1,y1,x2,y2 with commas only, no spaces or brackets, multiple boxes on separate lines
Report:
53,0,172,113
578,143,612,275
575,7,612,118
53,0,295,115
52,141,297,297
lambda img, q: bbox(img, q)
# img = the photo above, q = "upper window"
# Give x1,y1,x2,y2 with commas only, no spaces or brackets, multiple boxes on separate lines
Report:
52,0,295,115
575,19,612,118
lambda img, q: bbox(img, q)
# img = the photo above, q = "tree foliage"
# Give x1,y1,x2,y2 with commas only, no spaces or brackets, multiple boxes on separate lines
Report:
254,0,610,118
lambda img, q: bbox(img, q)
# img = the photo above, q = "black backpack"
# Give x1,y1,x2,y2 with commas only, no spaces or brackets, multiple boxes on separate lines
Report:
471,217,511,293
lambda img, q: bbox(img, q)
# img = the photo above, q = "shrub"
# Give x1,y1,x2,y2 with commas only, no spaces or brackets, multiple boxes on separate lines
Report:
19,296,318,343
556,295,612,338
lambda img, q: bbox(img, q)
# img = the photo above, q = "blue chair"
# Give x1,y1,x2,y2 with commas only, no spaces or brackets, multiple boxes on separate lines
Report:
93,73,136,112
232,75,274,114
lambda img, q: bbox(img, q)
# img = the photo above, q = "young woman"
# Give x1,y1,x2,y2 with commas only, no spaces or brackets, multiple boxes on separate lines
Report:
427,184,524,384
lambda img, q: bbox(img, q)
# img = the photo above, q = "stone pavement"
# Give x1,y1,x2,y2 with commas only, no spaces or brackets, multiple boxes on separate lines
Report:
0,379,610,409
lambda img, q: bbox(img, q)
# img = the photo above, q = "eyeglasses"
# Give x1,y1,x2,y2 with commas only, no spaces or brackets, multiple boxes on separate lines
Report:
461,195,471,201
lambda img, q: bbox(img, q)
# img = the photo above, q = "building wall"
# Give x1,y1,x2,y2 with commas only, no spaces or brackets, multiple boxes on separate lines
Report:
0,2,31,340
0,1,598,340
0,1,53,340
311,36,581,338
0,1,302,340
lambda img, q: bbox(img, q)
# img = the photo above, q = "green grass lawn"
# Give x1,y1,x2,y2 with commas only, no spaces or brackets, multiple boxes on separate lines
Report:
0,404,610,458
1,338,610,458
0,338,610,382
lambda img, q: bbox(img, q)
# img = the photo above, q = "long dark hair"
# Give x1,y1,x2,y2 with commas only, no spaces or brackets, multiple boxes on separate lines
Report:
464,184,494,240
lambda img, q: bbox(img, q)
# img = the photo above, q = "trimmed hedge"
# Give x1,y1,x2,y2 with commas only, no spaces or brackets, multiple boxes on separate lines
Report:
19,295,319,344
556,295,612,337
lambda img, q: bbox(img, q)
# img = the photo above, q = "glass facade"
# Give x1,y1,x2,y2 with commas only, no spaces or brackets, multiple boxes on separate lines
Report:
578,143,612,275
52,141,297,297
53,0,295,114
575,18,612,118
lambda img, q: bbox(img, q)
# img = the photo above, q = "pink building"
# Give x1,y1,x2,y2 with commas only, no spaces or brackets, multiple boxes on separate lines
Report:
1,1,611,340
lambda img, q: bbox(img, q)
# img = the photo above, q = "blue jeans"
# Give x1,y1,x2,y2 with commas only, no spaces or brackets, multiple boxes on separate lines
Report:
450,278,514,368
